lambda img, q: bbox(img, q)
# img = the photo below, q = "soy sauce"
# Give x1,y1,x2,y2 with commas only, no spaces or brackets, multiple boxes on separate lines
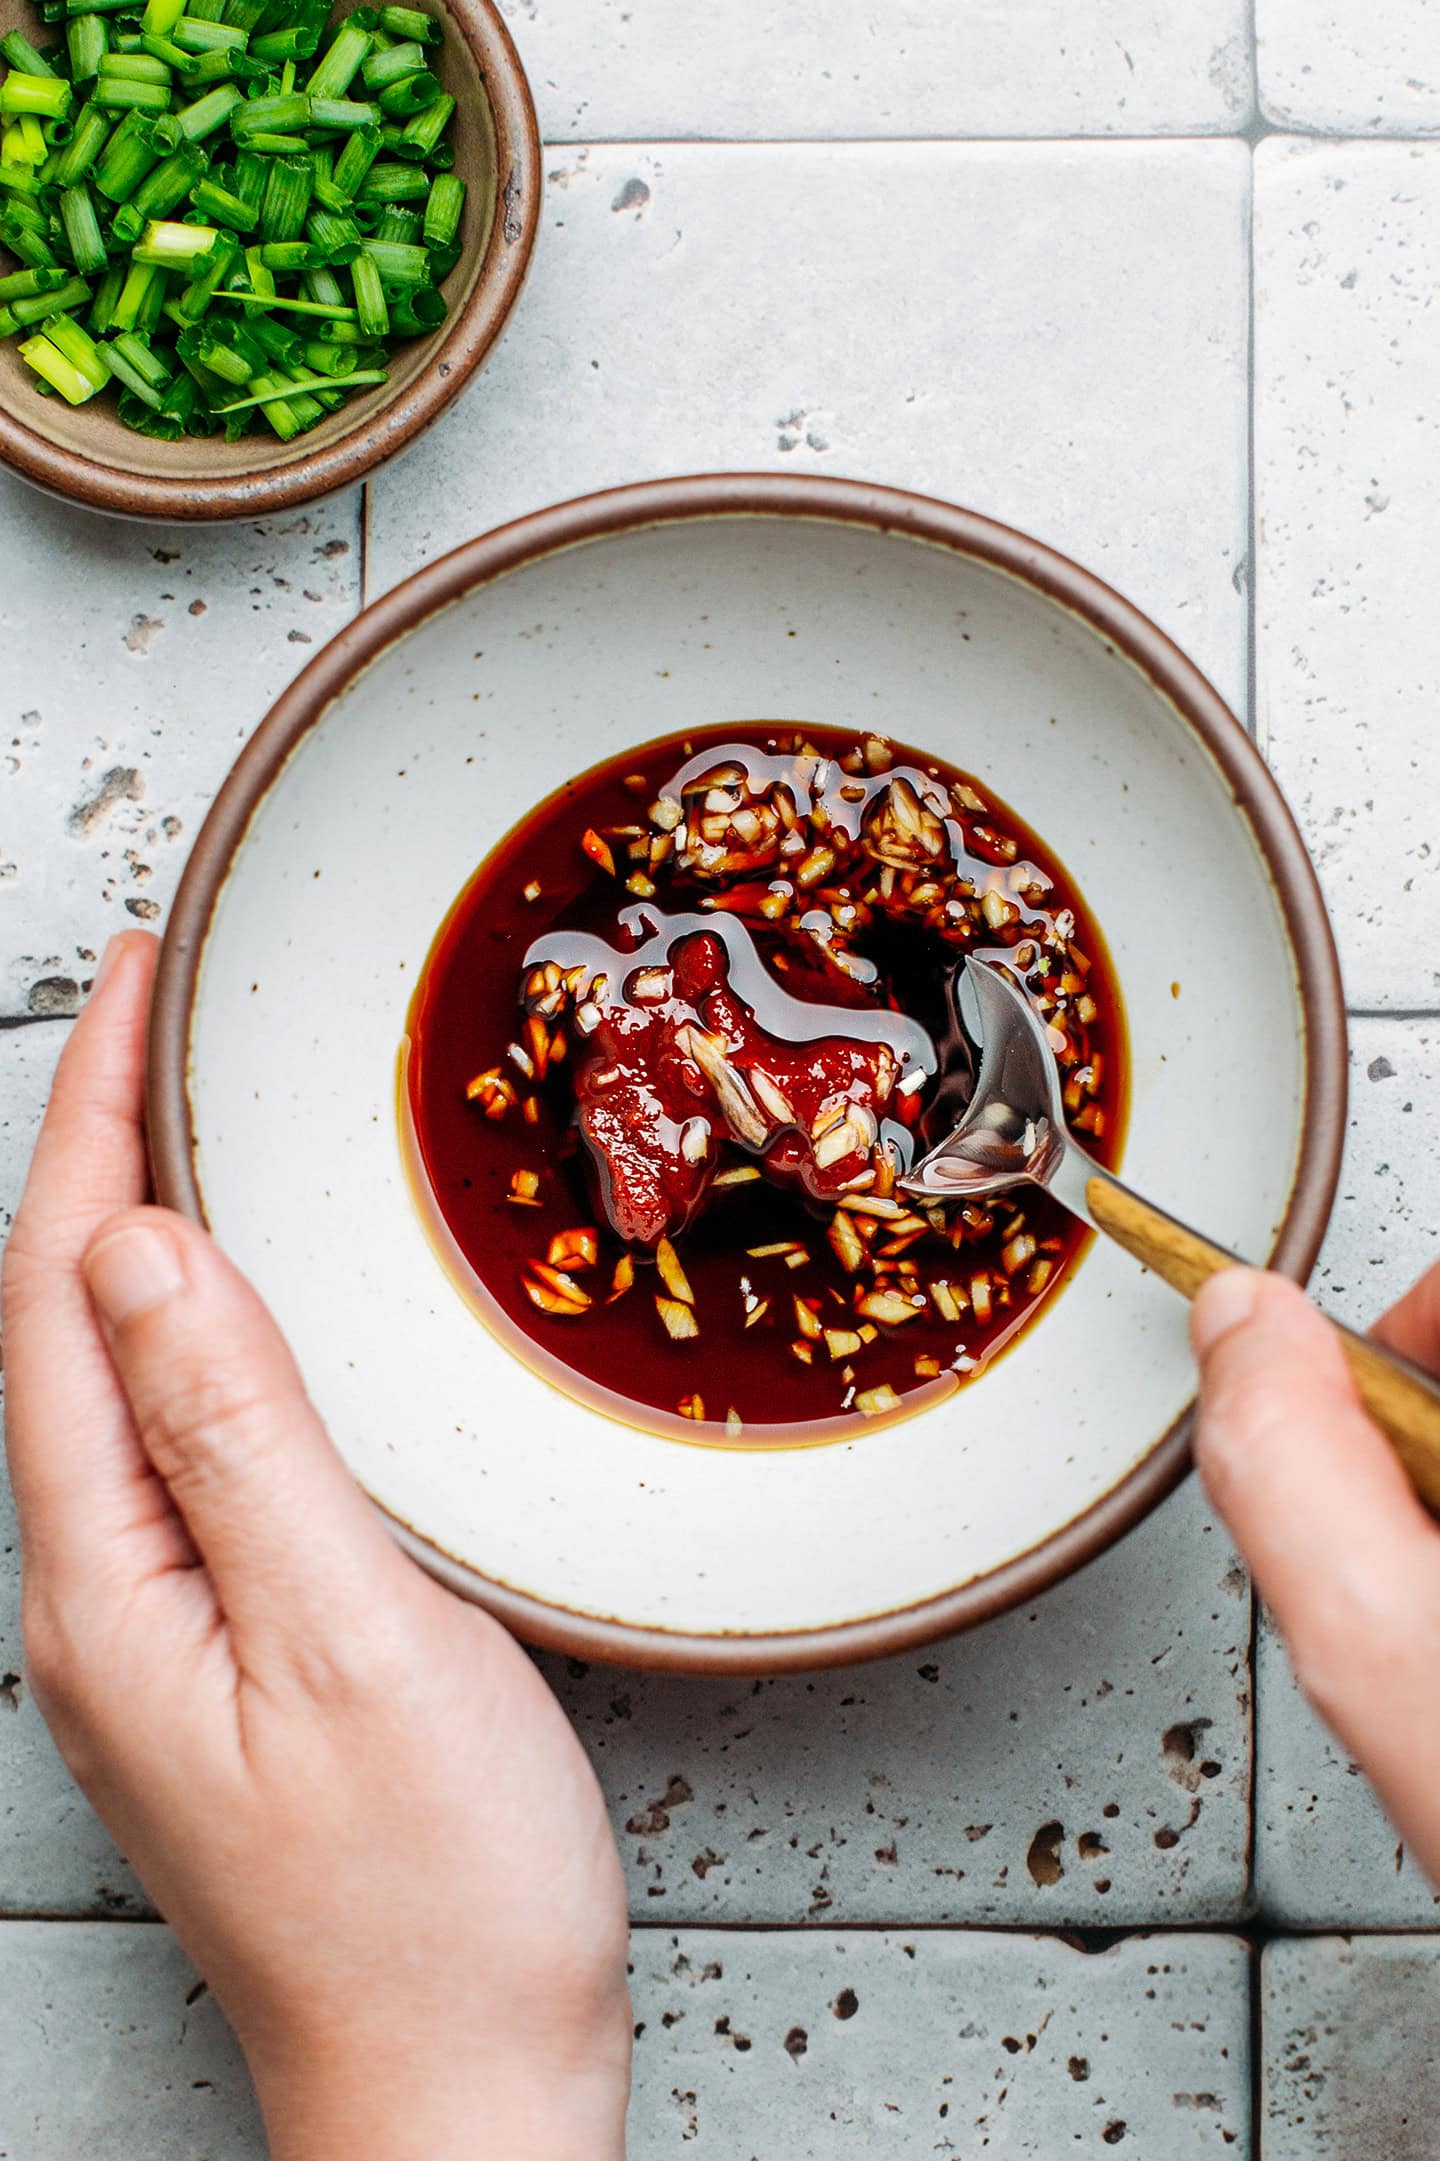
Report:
402,723,1126,1447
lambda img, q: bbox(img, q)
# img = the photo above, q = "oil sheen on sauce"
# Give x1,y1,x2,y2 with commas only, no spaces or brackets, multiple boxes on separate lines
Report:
402,723,1127,1448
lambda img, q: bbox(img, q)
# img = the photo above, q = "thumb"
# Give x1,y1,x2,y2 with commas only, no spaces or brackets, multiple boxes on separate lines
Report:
1192,1268,1440,1870
83,1206,418,1664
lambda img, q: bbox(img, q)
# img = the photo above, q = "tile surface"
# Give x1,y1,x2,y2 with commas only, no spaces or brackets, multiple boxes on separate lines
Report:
1255,1016,1440,1927
548,1477,1252,1928
0,475,362,1019
497,0,1255,142
366,140,1253,719
1255,138,1440,1010
0,1922,1252,2158
1262,1936,1440,2157
1258,0,1440,135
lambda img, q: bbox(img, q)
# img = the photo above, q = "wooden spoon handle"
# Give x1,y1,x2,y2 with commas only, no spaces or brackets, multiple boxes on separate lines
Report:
1085,1173,1440,1515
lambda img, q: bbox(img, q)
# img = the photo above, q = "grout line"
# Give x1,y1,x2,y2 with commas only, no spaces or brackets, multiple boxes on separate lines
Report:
7,1909,1440,1940
532,125,1440,151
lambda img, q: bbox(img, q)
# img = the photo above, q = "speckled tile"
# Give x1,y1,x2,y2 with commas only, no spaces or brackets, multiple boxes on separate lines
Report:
1261,1936,1440,2158
1257,0,1440,135
497,0,1254,141
0,1924,261,2160
1256,1016,1440,1928
0,1922,1252,2157
628,1930,1252,2155
0,473,362,1019
1254,138,1440,1010
365,140,1253,721
545,1475,1253,1927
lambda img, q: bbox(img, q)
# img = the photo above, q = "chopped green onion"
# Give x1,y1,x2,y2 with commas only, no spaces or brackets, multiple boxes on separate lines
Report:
88,255,124,328
172,225,236,318
359,235,426,286
377,68,438,118
58,179,108,272
422,166,462,246
19,325,102,400
214,363,384,411
307,94,377,131
398,88,451,159
305,17,370,100
9,272,90,321
93,108,162,199
355,158,426,202
348,245,386,335
0,71,72,121
39,303,112,386
249,25,320,62
131,216,220,268
259,151,311,240
189,172,256,230
1,27,58,73
98,51,174,84
230,90,310,138
172,18,247,52
108,254,165,330
174,82,243,140
93,77,174,114
50,101,110,183
4,113,48,163
66,12,108,80
378,7,439,43
329,121,378,198
0,158,45,195
360,38,424,89
140,0,186,36
0,0,465,434
305,204,359,260
102,328,169,403
0,260,68,300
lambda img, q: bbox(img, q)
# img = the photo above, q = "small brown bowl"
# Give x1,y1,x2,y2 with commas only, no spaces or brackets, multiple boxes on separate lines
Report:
0,0,540,520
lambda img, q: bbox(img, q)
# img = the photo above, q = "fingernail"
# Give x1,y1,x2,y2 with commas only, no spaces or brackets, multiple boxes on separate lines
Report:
1191,1267,1260,1362
90,935,129,997
85,1222,185,1325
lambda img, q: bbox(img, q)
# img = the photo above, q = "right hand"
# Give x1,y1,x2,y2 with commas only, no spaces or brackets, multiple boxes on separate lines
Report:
1191,1259,1440,1884
2,932,633,2161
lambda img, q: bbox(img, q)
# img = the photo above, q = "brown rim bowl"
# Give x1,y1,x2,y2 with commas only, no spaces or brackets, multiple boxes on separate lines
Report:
0,0,540,520
148,474,1348,1670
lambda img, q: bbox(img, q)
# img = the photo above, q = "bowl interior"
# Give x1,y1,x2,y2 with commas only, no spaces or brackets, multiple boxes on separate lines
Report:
0,0,498,482
183,512,1315,1648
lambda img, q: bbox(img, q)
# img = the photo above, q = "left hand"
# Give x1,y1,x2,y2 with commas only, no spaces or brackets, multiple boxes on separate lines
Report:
2,931,633,2161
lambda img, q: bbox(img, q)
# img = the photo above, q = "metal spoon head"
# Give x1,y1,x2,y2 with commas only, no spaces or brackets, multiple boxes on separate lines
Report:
899,957,1068,1201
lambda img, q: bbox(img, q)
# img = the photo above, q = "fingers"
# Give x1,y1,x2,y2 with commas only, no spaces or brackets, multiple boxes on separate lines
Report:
1,934,186,1587
1373,1256,1440,1378
1192,1269,1440,1867
82,1206,417,1670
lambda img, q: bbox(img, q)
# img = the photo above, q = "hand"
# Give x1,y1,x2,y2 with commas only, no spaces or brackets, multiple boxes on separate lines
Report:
1191,1259,1440,1885
1,933,632,2161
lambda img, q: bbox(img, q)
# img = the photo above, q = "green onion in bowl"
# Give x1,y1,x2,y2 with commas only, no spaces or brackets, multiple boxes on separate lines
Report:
0,0,466,440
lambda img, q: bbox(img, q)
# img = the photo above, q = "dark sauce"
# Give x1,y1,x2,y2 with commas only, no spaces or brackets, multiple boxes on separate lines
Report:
402,723,1127,1448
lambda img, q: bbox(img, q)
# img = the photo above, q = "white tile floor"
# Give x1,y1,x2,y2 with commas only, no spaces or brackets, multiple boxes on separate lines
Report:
4,0,1440,2150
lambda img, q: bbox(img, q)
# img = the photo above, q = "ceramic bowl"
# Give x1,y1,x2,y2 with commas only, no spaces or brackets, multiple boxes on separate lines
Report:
149,475,1346,1670
0,0,539,521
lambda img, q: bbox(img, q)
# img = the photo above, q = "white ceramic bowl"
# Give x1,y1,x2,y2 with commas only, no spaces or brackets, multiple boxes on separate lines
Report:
150,475,1346,1671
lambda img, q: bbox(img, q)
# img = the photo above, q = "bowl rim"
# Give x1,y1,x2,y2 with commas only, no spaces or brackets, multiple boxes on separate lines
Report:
0,0,541,523
148,472,1349,1670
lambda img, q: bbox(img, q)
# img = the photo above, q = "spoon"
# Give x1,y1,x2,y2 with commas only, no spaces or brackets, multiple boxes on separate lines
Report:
900,956,1440,1509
